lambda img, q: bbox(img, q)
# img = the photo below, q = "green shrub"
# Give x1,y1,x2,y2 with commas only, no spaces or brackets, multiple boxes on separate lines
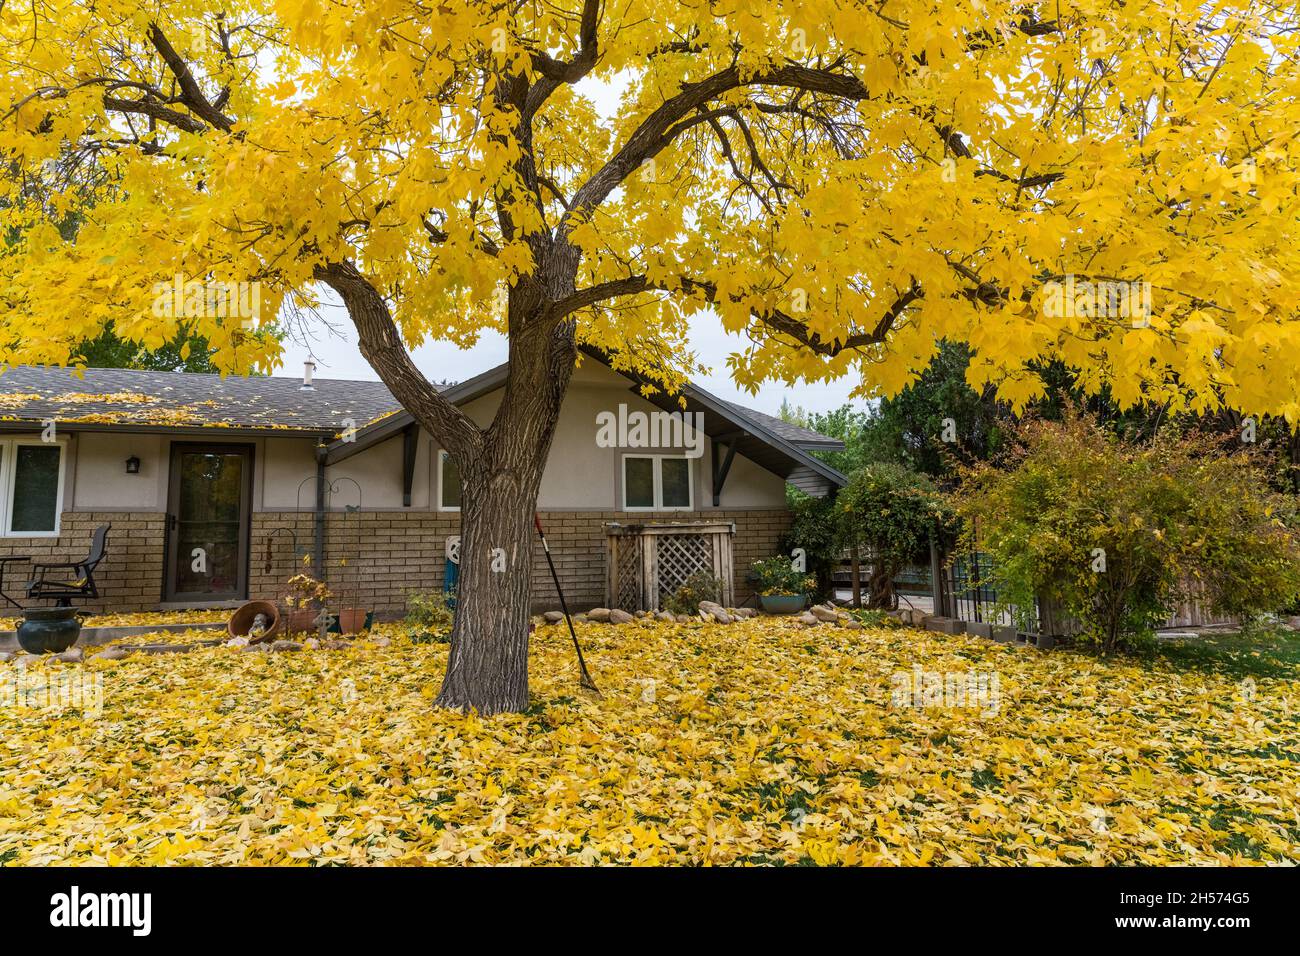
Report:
954,412,1300,653
835,463,953,609
847,607,905,629
663,571,722,616
782,493,839,600
751,556,817,596
404,590,455,642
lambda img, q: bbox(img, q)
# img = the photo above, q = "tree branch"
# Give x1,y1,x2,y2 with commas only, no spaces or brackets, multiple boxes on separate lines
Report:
147,23,234,132
314,261,483,457
548,273,922,356
559,63,873,238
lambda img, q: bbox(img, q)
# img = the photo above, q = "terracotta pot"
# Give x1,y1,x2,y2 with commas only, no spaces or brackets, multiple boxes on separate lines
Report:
228,600,281,644
285,609,318,634
338,608,369,635
17,606,82,654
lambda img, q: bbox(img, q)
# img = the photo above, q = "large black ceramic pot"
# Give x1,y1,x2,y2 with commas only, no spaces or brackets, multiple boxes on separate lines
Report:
16,607,82,654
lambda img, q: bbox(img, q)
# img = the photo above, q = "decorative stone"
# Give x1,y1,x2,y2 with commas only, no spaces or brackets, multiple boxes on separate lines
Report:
797,611,819,626
92,647,132,662
676,614,694,624
609,609,635,625
54,647,84,663
656,611,675,623
303,638,321,649
587,607,611,623
270,640,302,652
370,636,391,647
844,620,864,630
810,605,840,623
543,611,565,624
321,639,352,650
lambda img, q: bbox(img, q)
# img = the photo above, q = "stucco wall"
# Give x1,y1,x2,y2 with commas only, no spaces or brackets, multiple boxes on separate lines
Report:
48,370,789,515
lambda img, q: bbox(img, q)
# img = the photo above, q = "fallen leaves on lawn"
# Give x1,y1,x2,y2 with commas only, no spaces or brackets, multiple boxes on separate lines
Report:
0,618,1295,865
1,610,229,631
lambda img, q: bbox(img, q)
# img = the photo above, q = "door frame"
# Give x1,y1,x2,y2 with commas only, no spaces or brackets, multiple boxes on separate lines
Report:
163,441,255,603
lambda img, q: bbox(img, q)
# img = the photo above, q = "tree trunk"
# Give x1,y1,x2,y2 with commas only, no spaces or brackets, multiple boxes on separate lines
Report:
435,317,577,713
317,257,580,715
435,463,539,713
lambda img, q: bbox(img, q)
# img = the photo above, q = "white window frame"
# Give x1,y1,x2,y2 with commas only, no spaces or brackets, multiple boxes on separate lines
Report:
436,450,461,512
0,437,68,537
621,454,694,512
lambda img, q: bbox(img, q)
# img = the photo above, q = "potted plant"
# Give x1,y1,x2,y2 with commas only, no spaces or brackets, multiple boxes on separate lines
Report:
751,556,816,614
335,555,370,636
284,573,333,634
17,606,83,654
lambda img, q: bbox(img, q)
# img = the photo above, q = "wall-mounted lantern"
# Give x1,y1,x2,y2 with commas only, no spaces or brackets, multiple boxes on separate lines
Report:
125,455,141,475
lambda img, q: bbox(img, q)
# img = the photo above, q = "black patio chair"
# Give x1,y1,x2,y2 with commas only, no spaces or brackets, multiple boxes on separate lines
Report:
26,524,111,607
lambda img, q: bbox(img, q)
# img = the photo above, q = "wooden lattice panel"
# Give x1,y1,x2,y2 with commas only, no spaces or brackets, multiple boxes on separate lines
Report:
654,533,713,605
605,521,735,612
614,533,643,611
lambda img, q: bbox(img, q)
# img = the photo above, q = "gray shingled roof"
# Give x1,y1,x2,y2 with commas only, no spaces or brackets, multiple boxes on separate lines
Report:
720,400,846,449
0,365,400,433
0,364,844,449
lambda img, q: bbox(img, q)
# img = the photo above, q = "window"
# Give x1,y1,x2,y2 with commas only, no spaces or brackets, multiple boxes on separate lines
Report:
0,438,67,536
622,455,693,511
438,450,462,511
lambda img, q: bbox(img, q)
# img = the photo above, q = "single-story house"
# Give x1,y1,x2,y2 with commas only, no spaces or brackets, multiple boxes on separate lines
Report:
0,349,845,616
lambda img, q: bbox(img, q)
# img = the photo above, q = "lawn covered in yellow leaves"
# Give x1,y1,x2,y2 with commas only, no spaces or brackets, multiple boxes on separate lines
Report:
1,618,1296,865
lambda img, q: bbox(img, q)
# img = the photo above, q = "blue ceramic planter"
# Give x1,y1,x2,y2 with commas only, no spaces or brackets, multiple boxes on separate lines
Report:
759,594,808,615
17,607,82,654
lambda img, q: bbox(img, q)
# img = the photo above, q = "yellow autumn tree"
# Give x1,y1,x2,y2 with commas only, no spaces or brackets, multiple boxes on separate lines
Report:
3,1,1298,712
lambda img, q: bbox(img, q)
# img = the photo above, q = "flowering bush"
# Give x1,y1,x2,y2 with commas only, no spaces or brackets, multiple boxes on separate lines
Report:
751,556,817,596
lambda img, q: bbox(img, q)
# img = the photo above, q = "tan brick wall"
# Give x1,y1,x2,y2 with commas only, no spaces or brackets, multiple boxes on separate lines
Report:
0,512,165,611
0,508,791,616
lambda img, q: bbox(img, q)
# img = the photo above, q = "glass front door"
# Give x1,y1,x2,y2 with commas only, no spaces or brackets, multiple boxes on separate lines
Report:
165,444,253,602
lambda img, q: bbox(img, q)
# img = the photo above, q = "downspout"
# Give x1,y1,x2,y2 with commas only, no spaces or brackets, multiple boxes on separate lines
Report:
314,440,327,577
